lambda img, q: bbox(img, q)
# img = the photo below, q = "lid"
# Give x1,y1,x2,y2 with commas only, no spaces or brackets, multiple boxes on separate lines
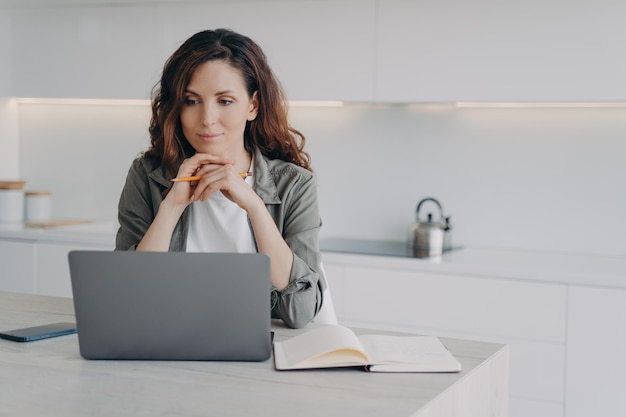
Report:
25,190,51,196
0,180,26,190
417,212,446,228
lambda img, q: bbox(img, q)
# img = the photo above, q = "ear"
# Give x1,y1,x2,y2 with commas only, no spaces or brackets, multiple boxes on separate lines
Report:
247,91,259,121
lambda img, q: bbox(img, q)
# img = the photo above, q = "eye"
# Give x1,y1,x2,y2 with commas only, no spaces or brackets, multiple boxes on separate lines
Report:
219,98,234,106
184,97,200,106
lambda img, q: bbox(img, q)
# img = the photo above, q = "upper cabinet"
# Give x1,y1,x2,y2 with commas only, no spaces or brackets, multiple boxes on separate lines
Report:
0,11,12,96
376,0,626,102
154,0,377,102
10,5,162,99
5,0,626,102
7,1,377,101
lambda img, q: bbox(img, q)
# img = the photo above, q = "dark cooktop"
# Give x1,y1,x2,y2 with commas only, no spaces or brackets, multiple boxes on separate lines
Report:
320,237,462,259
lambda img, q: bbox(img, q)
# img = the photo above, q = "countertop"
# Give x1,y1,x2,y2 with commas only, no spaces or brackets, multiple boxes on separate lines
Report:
1,222,624,290
0,220,117,247
321,237,626,290
0,291,509,417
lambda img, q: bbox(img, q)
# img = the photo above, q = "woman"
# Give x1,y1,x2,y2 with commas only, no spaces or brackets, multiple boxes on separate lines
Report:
115,28,325,329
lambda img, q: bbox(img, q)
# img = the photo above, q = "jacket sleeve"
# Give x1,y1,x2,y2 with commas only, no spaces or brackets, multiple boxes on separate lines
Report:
270,172,326,329
115,158,157,251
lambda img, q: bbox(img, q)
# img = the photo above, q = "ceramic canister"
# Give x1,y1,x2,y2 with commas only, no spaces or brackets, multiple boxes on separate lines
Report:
0,180,26,223
25,190,52,223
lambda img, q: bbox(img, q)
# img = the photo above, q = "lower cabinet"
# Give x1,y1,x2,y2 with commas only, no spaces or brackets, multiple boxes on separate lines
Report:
0,240,113,298
35,243,112,297
323,258,568,417
566,286,626,417
0,240,36,294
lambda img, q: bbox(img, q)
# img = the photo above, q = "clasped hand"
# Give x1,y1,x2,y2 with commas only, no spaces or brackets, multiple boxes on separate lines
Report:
168,153,256,210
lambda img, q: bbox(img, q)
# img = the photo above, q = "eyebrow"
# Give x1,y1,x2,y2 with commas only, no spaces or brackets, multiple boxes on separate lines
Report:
184,88,237,96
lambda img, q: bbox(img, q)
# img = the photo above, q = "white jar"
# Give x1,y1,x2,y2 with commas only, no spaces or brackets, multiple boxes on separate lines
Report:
0,180,26,223
25,190,52,223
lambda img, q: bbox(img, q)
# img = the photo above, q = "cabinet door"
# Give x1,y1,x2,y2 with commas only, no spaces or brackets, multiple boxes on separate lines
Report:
566,286,626,417
0,12,11,96
0,240,36,294
156,0,376,101
376,0,626,102
36,243,113,298
11,5,161,99
341,266,566,342
324,261,567,413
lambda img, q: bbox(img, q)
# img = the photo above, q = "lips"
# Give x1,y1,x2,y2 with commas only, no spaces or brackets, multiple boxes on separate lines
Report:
198,132,222,142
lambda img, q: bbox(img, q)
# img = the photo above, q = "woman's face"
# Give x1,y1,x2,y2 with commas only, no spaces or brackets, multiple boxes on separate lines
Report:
180,60,258,160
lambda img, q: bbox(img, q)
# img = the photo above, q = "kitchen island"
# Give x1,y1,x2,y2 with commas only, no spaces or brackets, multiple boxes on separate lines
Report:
1,224,625,417
320,237,626,417
0,291,509,417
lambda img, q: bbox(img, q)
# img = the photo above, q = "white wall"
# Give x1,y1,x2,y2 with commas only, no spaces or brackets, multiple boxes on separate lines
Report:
0,98,19,179
297,105,626,257
17,102,626,257
0,12,19,179
7,0,626,257
0,11,11,95
18,103,150,220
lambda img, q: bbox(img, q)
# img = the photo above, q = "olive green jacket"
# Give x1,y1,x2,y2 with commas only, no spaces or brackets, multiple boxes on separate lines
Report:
115,148,326,329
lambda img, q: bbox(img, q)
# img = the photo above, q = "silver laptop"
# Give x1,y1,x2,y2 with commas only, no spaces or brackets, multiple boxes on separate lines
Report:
68,250,271,361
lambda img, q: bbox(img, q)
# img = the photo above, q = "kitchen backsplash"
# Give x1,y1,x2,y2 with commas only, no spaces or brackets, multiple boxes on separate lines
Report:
16,102,626,257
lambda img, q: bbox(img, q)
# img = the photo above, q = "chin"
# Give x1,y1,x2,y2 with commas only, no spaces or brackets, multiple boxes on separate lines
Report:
191,143,221,155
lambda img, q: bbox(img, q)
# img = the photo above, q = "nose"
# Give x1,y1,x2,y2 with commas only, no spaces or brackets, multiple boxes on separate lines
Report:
201,103,216,126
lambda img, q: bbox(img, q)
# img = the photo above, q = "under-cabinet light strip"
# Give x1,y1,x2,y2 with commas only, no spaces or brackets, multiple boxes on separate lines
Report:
14,98,346,107
14,98,151,106
455,102,626,109
13,98,626,109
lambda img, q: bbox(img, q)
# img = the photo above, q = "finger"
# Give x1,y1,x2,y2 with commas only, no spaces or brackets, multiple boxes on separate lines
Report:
193,162,230,178
190,153,234,166
192,178,222,202
175,155,232,179
194,169,250,202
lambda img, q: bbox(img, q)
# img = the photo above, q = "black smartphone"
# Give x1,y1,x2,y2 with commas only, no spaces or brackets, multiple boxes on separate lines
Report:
0,322,77,342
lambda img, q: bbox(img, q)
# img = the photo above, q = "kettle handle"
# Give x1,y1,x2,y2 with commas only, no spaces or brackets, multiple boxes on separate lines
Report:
416,197,444,222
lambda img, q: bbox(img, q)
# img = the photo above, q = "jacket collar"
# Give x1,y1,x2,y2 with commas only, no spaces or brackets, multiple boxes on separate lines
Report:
147,162,172,189
252,148,281,205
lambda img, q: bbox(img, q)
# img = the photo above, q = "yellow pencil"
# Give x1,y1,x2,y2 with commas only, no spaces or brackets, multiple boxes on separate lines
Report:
170,172,252,182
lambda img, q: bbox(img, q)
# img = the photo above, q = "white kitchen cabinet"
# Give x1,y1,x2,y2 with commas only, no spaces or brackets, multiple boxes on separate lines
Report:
0,240,36,294
509,398,563,417
8,0,626,102
155,0,376,101
340,266,566,342
0,223,115,298
35,242,112,298
566,286,626,417
324,262,566,412
376,0,626,102
321,250,578,417
322,244,626,417
7,1,376,101
10,5,161,99
0,12,12,96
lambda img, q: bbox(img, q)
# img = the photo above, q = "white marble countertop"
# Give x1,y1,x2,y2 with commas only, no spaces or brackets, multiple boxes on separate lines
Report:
1,222,624,290
0,220,117,247
321,237,626,290
0,292,508,417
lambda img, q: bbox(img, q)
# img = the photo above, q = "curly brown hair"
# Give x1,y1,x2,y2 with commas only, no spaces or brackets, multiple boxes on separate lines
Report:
145,28,311,177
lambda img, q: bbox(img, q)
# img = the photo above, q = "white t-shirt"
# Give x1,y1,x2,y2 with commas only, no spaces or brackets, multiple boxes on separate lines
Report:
185,172,256,253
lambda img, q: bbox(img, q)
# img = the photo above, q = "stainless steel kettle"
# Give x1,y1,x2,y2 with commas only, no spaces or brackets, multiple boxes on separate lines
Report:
408,197,452,257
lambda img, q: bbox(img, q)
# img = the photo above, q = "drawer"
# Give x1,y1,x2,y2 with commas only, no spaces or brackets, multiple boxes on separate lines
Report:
342,266,566,343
